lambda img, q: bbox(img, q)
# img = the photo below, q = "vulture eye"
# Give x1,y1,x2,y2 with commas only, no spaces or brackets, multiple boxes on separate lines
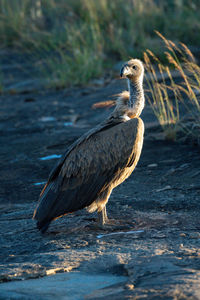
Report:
132,65,137,70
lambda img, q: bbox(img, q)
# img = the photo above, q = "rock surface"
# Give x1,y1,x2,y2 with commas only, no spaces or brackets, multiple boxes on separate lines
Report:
0,53,200,299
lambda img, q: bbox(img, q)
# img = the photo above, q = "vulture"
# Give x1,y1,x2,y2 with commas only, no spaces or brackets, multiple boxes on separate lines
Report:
33,59,145,233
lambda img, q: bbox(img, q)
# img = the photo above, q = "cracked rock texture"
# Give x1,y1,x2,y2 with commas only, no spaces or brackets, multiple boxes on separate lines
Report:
0,53,200,299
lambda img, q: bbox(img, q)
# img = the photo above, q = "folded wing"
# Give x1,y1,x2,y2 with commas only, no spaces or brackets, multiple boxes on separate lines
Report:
33,118,144,231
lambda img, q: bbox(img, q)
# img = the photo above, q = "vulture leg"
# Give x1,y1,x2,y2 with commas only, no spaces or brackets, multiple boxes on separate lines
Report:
96,188,112,227
98,206,108,225
102,206,108,223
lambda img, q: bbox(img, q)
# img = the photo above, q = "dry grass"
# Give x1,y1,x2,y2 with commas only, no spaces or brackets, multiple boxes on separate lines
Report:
144,33,200,143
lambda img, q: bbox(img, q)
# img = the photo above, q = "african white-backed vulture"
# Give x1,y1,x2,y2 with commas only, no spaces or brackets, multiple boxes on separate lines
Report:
33,59,145,233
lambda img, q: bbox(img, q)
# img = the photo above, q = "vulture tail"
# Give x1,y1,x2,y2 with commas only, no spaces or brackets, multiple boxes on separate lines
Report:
36,219,51,234
33,181,58,233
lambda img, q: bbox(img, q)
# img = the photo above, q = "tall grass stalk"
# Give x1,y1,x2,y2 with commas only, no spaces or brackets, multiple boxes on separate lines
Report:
144,33,200,142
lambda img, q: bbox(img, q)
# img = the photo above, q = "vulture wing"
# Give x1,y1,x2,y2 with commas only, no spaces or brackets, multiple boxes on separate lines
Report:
33,118,144,231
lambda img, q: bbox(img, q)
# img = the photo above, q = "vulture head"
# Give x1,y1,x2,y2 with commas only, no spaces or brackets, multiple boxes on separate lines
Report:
120,59,144,81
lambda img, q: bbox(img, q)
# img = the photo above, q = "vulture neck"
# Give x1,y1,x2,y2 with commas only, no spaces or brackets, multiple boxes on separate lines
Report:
127,76,144,119
109,75,144,122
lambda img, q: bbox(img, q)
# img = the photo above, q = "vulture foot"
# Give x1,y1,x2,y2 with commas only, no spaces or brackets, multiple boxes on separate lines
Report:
97,209,131,231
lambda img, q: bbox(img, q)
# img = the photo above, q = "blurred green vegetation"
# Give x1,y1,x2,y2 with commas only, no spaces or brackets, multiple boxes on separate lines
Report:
0,0,200,87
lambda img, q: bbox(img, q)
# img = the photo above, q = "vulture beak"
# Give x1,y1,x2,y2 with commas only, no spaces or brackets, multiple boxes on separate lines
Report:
120,65,130,78
120,66,125,78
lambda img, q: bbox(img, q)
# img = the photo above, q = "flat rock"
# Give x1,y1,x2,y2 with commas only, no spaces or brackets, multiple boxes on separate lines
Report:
0,53,200,298
0,272,126,300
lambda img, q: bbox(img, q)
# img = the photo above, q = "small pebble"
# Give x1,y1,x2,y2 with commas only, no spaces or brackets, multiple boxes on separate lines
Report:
40,116,56,122
155,185,171,192
179,163,190,170
147,163,158,168
39,154,62,161
125,284,135,290
180,233,186,237
64,122,73,127
189,232,200,239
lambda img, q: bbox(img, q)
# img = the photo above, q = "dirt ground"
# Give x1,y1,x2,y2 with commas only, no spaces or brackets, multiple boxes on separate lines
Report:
0,54,200,299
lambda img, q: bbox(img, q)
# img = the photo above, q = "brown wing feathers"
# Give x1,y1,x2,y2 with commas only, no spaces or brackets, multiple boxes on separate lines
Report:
33,118,143,232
